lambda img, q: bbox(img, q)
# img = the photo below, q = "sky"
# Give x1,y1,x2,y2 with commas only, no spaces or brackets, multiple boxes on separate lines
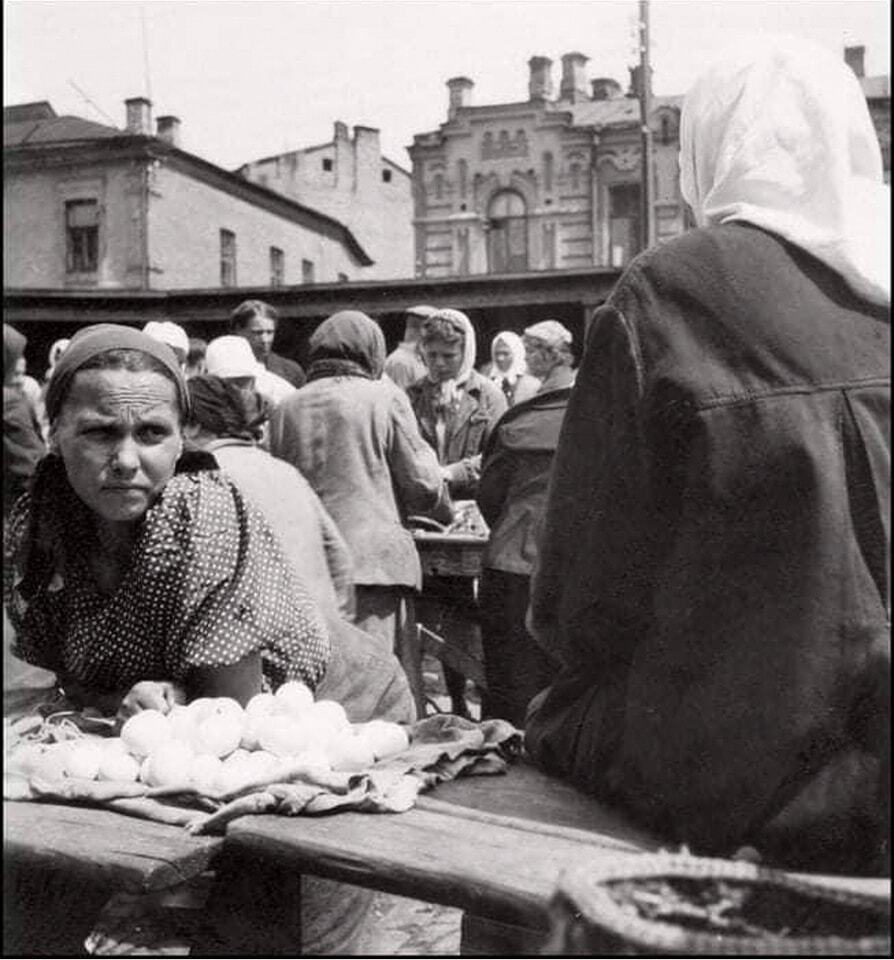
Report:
4,0,890,170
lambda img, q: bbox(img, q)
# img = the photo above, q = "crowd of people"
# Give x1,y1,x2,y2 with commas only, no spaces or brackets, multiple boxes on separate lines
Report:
1,36,889,950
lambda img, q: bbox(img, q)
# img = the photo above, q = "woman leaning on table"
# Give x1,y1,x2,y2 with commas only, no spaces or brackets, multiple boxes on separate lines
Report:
1,322,403,954
525,37,890,876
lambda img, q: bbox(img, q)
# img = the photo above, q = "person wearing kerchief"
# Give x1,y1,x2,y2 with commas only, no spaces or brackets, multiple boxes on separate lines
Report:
485,330,541,406
521,320,575,395
526,37,890,876
269,310,451,659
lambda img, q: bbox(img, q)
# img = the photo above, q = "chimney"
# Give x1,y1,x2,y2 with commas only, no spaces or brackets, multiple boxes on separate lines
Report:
353,125,380,190
844,45,866,78
447,77,474,120
528,56,554,102
334,120,349,140
155,115,180,147
560,52,589,102
591,77,622,101
124,96,152,135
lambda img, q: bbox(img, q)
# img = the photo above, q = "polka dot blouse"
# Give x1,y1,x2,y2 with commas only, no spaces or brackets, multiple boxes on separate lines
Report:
4,461,330,694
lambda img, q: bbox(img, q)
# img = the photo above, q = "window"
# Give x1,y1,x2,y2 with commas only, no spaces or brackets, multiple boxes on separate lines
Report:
608,184,642,266
302,259,315,284
322,157,333,172
65,199,99,273
220,229,237,287
543,152,554,193
660,115,673,145
382,169,392,183
486,190,528,274
270,246,284,287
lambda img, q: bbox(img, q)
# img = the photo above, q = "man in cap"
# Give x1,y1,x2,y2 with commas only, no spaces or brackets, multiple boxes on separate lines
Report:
476,321,575,725
231,300,306,389
383,305,435,391
522,320,575,393
143,321,190,370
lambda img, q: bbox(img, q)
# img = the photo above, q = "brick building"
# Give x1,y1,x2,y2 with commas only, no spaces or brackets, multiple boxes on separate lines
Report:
3,99,371,291
410,46,890,279
236,122,414,280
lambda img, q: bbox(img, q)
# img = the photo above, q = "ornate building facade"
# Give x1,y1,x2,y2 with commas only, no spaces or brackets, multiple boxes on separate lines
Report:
409,53,685,278
410,46,889,279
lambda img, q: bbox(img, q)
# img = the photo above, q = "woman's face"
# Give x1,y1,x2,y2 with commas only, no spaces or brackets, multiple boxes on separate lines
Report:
493,343,513,373
5,356,26,390
421,338,464,383
51,368,183,526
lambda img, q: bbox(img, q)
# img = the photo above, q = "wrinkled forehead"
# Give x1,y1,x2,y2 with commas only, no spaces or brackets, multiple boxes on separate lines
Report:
59,367,181,421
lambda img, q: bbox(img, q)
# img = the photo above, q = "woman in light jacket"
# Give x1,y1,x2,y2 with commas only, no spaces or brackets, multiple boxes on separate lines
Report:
269,310,451,656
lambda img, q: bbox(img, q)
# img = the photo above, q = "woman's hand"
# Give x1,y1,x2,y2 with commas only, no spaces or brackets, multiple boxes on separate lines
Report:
117,681,186,721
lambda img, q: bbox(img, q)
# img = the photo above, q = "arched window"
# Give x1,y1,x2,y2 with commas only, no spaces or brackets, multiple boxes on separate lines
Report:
433,173,445,201
487,190,528,273
660,115,672,145
569,161,582,192
458,159,468,199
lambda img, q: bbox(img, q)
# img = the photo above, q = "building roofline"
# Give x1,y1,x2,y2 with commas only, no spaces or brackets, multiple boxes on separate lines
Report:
5,131,374,266
236,142,412,178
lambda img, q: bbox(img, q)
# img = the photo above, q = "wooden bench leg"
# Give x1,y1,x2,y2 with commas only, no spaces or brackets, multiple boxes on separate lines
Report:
396,594,427,719
459,912,547,956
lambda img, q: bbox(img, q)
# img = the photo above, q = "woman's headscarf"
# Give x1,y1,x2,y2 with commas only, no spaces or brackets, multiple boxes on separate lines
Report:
3,324,27,381
489,331,526,382
47,339,70,373
44,323,190,423
424,308,477,386
679,36,889,306
188,375,268,443
307,310,385,381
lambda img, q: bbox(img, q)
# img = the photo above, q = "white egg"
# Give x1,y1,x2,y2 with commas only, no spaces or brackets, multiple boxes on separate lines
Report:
121,710,172,759
185,697,218,723
245,692,278,719
191,715,243,759
166,705,195,744
211,698,245,724
6,743,47,778
98,750,141,782
327,732,376,772
356,720,410,760
64,740,103,780
307,700,350,733
256,716,315,758
143,740,195,787
274,681,315,719
190,753,224,795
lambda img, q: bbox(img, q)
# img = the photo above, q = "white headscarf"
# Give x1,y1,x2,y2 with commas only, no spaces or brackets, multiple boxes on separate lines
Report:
489,331,526,382
679,36,889,306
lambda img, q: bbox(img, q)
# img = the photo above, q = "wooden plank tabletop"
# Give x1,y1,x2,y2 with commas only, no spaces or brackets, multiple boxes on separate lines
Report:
3,801,224,894
226,761,663,930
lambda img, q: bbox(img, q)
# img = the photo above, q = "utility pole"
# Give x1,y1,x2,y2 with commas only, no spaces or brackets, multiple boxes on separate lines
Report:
638,0,654,249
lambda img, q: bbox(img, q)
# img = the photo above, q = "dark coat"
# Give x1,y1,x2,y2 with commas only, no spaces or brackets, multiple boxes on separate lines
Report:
477,384,572,576
266,350,306,389
526,223,890,874
3,387,45,516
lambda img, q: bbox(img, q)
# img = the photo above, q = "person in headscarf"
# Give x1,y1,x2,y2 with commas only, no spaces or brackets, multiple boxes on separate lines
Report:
4,323,415,955
384,304,435,391
269,310,451,661
407,308,508,498
3,324,46,515
186,375,353,619
525,37,890,876
406,310,508,718
485,330,540,406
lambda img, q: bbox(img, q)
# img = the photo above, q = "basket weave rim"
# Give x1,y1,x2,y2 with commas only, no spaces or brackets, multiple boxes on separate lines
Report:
557,853,891,957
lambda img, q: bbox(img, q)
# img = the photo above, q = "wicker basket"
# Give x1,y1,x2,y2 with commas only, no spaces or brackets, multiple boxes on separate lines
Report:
546,853,890,956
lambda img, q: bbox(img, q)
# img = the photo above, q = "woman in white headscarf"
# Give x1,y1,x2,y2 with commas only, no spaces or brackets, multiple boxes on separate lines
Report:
485,331,540,406
526,37,889,876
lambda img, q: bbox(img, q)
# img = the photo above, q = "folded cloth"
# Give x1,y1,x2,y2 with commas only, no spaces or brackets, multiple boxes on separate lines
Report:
4,712,523,834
